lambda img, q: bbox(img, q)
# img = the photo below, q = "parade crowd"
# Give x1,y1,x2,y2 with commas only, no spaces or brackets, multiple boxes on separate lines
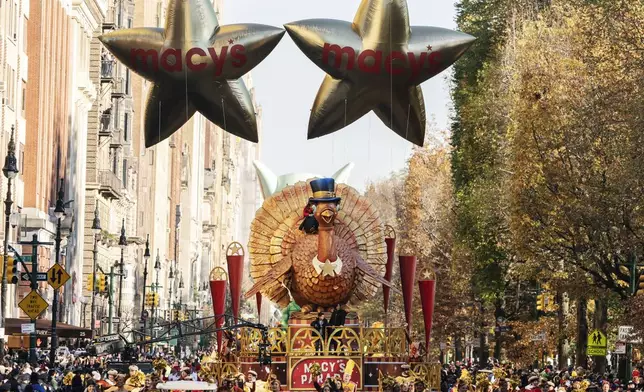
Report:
0,347,641,392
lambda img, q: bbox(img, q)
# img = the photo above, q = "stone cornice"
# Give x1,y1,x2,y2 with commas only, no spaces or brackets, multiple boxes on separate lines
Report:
72,0,101,33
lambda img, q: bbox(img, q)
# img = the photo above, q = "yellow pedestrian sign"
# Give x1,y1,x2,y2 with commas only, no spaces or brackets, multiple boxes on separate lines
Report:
47,263,70,290
587,329,607,356
18,290,49,320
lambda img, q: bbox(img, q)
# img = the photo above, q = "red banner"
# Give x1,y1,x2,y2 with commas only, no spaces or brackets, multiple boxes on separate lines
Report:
418,280,437,351
226,254,244,320
209,280,227,353
383,237,396,314
290,357,361,390
398,256,417,334
256,292,262,320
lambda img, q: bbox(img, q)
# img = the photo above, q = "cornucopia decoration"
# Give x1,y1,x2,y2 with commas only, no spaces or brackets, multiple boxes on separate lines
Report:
476,372,491,392
379,371,399,392
152,358,168,372
125,371,146,392
63,372,74,386
198,366,219,384
310,363,322,377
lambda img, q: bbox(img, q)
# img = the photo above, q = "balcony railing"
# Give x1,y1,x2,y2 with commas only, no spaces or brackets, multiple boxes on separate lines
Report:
111,77,126,98
103,6,119,30
99,113,113,137
101,59,114,82
98,170,123,200
109,129,130,147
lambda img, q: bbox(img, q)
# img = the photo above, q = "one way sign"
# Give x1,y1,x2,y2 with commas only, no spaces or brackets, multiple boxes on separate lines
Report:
20,272,47,281
47,264,70,290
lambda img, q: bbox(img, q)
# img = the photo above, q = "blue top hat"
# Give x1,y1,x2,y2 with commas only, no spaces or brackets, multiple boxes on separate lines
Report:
309,178,341,203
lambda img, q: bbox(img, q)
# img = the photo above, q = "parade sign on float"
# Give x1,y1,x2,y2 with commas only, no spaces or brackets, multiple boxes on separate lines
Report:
290,358,361,390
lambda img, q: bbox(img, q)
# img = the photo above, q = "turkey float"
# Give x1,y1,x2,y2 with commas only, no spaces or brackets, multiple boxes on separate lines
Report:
245,177,395,312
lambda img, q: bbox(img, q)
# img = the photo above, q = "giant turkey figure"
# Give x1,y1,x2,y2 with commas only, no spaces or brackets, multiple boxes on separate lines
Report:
245,177,394,312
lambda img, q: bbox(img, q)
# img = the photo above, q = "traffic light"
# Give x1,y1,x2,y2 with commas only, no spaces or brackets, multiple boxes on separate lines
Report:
153,293,159,307
172,309,180,320
96,273,105,292
144,293,152,307
86,274,94,292
536,294,545,312
638,268,644,296
102,274,109,294
7,257,17,284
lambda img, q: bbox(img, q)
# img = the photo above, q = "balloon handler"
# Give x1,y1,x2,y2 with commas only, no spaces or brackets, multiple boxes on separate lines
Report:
299,198,319,234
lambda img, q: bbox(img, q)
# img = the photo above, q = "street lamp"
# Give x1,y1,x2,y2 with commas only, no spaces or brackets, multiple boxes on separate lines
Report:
50,178,71,366
90,201,101,338
151,250,161,335
0,125,18,357
116,219,127,332
141,235,150,340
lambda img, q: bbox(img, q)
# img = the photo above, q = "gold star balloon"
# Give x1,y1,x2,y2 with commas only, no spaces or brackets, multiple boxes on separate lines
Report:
99,0,285,148
285,0,476,146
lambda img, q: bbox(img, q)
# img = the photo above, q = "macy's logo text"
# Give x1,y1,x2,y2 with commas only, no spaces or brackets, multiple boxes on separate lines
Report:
322,43,440,76
129,45,247,77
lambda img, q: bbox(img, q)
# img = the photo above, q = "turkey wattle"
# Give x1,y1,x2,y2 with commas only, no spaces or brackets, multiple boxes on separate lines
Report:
245,178,394,311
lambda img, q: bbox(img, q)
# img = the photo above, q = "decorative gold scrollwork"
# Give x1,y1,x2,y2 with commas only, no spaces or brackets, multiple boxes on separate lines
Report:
226,242,245,257
412,364,441,390
325,327,361,355
289,327,322,356
268,328,287,355
361,327,386,355
384,225,396,239
209,266,228,281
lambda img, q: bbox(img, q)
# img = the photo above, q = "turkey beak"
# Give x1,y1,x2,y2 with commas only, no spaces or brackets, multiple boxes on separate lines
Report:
320,209,334,224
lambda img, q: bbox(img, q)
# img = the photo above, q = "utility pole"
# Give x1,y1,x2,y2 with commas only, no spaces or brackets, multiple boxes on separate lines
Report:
50,178,70,366
625,252,643,381
0,126,19,358
141,235,150,343
90,201,101,337
108,266,115,334
116,219,127,332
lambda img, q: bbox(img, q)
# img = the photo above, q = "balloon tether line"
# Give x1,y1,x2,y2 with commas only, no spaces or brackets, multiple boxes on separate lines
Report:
389,1,393,133
185,66,189,124
158,101,161,143
221,98,227,130
405,104,410,140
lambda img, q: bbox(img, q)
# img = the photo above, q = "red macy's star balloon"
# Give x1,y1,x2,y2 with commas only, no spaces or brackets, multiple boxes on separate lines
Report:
285,0,475,146
99,0,284,148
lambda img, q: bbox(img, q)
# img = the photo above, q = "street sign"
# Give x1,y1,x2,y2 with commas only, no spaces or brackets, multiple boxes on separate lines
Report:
93,334,121,343
587,329,608,356
615,341,626,354
20,272,47,281
495,326,511,333
47,264,70,290
21,323,35,334
18,290,49,320
618,326,643,344
532,332,546,342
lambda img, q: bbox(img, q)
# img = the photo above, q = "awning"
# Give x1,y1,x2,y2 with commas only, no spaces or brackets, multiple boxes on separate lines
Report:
6,318,92,338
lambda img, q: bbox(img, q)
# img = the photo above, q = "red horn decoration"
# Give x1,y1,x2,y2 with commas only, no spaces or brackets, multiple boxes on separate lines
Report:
418,279,437,353
383,227,396,313
226,242,245,321
398,255,417,335
256,292,263,321
209,267,227,353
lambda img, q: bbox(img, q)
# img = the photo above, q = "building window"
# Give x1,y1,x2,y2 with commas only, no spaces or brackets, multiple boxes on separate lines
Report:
124,112,129,141
122,159,128,188
125,69,130,94
128,18,133,28
22,16,27,49
21,80,26,116
19,143,24,173
5,67,15,110
8,1,17,41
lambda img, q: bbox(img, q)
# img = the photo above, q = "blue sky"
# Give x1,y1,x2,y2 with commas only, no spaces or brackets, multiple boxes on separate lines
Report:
224,0,458,190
